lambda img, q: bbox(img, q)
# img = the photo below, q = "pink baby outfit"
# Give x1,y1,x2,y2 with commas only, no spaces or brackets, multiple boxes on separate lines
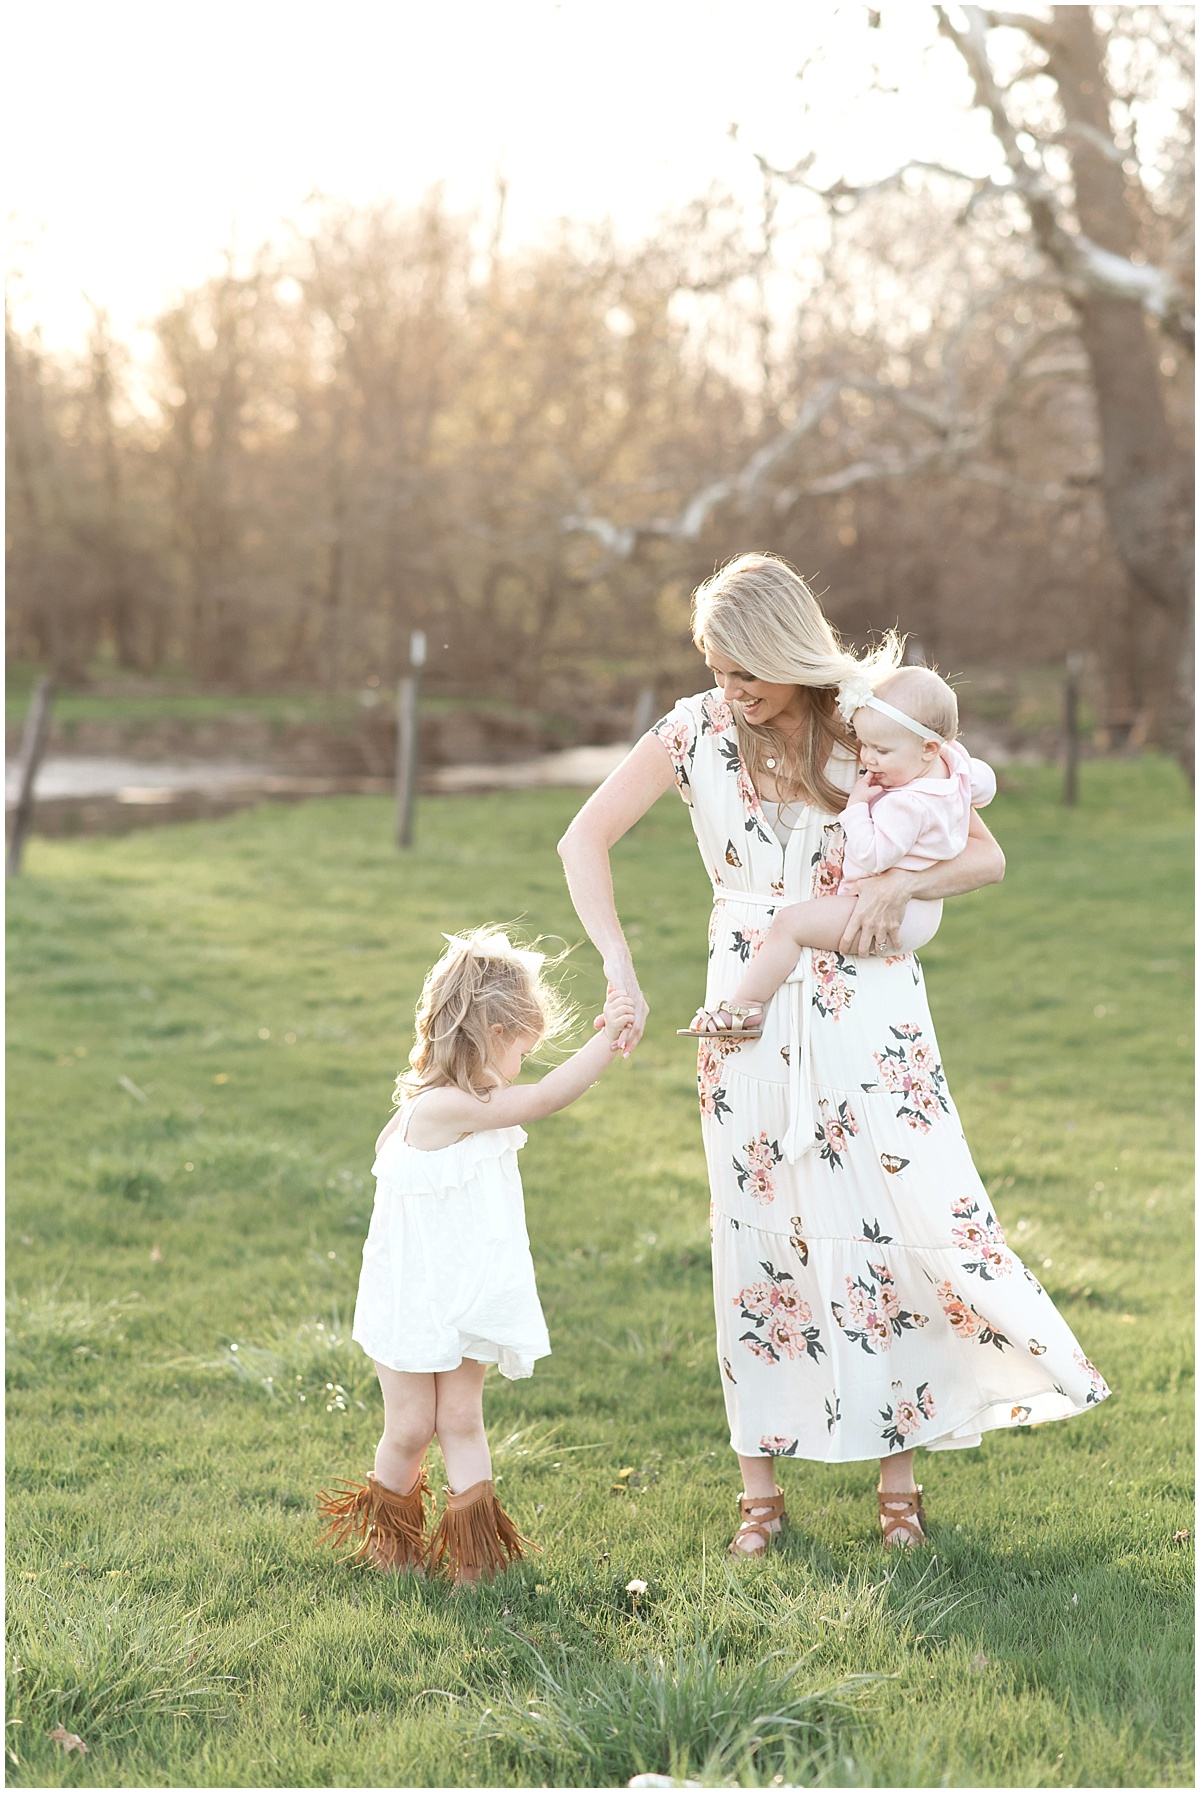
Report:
839,741,997,950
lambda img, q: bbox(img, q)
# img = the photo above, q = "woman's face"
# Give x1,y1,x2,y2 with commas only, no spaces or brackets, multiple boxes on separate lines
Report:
704,647,801,728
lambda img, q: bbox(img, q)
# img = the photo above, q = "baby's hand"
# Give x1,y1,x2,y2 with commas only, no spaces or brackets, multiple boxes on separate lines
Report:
846,766,872,803
600,990,637,1046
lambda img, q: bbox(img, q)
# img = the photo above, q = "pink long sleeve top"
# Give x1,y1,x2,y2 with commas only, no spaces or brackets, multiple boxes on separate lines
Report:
839,739,997,882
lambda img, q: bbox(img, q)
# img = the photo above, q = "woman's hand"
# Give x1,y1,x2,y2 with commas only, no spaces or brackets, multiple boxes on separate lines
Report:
837,868,916,957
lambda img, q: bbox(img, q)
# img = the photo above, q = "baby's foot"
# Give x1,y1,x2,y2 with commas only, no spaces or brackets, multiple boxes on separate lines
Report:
680,1002,765,1038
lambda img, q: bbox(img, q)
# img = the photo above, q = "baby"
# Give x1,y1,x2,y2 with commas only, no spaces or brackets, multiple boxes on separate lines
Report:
687,666,996,1037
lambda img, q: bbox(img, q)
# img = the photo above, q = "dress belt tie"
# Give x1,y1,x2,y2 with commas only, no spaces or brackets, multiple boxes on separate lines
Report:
709,888,816,1165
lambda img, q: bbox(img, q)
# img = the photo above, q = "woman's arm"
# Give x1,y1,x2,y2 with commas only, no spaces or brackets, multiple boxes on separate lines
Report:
557,732,677,1051
837,808,1005,957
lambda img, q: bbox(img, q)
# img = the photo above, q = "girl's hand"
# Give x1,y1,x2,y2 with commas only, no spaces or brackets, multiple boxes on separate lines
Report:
837,868,915,956
598,960,649,1054
600,990,637,1050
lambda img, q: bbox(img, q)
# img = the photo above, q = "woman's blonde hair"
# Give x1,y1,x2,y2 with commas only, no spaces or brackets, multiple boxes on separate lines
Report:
692,552,904,813
396,927,573,1103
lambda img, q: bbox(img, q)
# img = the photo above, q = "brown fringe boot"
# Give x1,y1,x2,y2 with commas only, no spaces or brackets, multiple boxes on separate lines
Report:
316,1467,432,1572
427,1478,537,1587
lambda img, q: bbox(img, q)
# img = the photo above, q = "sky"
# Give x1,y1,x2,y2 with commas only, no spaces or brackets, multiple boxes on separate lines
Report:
6,0,1001,359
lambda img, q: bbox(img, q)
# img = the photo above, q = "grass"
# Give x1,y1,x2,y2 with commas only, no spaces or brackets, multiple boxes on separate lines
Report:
6,757,1194,1788
5,663,565,735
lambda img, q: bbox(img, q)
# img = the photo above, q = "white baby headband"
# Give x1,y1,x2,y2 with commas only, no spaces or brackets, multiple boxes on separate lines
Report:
861,696,944,744
834,676,943,743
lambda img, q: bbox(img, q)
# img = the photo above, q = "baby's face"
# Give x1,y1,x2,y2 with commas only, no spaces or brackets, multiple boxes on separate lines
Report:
851,709,933,788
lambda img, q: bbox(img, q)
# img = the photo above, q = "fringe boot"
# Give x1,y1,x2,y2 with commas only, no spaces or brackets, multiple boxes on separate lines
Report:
427,1478,537,1586
316,1467,432,1571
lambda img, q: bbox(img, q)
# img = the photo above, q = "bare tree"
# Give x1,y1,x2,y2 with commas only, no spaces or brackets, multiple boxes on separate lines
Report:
561,6,1192,750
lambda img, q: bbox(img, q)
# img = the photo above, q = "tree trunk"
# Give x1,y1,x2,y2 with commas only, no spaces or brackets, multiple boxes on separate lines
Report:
1048,8,1193,749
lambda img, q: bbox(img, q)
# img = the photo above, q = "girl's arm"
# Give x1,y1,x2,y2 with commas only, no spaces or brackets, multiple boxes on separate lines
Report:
375,1110,404,1155
557,733,677,1051
408,998,636,1148
837,809,1005,957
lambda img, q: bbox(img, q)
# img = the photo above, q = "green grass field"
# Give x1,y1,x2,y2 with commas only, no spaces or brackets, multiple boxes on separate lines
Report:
6,760,1194,1788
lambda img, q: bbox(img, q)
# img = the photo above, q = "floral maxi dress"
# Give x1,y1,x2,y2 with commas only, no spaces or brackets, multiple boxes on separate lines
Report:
653,689,1109,1463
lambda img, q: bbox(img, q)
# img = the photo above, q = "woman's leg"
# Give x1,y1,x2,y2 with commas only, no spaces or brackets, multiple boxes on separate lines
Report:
372,1363,437,1493
433,1359,491,1491
729,1452,786,1556
878,1448,924,1546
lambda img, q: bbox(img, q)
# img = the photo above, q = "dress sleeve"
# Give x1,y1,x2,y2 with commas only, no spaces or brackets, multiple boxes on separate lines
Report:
840,788,926,875
650,696,701,802
968,756,997,808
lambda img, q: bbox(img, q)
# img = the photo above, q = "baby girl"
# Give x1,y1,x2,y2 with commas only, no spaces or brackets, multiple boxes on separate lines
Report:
687,666,997,1038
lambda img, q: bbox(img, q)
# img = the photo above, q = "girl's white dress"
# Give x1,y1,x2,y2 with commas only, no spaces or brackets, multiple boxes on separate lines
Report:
351,1098,551,1380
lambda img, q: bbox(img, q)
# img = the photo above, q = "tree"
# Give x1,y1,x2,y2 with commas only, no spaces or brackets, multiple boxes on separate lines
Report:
564,6,1193,751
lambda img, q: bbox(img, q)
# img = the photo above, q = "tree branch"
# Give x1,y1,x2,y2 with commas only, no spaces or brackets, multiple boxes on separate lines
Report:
561,353,1085,565
936,5,1194,351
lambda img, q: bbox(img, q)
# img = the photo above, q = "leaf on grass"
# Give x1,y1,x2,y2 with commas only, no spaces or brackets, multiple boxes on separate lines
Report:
48,1728,88,1754
150,1244,164,1263
968,1652,989,1674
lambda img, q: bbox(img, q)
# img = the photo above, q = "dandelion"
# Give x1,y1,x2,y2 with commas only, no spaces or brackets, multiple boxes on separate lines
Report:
625,1579,648,1595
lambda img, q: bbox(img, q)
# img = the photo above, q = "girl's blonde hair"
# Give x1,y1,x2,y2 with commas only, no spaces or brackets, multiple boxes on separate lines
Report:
396,927,572,1103
692,552,904,813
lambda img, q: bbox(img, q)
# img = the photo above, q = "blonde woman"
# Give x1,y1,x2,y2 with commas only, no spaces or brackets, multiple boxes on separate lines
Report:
558,554,1109,1553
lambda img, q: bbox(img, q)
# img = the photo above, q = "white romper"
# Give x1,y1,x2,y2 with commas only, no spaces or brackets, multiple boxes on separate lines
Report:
351,1097,551,1380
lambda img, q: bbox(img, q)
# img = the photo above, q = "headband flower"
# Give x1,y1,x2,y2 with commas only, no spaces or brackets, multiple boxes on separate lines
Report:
835,672,873,727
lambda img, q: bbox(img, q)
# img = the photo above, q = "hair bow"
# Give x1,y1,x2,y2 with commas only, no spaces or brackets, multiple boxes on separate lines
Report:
835,673,873,726
441,930,545,978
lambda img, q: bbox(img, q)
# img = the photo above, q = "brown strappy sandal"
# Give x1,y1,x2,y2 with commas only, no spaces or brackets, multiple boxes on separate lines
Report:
679,1002,765,1040
728,1487,787,1557
877,1484,928,1548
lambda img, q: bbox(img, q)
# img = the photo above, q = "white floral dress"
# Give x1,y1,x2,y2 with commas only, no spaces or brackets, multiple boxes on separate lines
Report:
653,689,1109,1463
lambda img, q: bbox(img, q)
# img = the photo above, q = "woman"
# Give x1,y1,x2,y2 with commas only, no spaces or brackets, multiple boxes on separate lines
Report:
558,554,1108,1554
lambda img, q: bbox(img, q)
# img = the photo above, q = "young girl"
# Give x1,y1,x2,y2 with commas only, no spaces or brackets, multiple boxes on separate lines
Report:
685,665,997,1038
318,927,634,1586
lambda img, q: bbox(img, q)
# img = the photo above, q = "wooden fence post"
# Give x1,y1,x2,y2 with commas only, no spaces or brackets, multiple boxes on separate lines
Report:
6,676,56,877
395,630,427,849
1063,651,1084,808
629,685,657,743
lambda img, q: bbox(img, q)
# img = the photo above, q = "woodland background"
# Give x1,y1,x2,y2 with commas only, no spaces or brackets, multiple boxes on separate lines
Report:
6,6,1194,753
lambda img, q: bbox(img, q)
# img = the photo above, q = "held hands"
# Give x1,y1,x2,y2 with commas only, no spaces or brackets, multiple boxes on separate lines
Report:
597,987,638,1055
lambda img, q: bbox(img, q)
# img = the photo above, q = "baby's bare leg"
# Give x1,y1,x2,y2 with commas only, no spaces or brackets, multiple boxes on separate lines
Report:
733,897,861,1005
